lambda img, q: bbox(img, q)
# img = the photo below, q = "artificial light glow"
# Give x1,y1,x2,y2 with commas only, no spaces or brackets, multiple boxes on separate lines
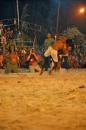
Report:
80,8,85,13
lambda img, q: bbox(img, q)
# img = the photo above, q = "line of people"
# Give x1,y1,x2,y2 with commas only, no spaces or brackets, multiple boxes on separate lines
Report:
0,31,86,74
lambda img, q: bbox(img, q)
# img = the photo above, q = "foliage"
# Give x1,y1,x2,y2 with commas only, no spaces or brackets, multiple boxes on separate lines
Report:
21,0,52,47
63,27,86,51
21,1,51,33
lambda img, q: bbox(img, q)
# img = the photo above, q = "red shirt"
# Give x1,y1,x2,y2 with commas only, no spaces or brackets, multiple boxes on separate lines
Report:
10,53,19,64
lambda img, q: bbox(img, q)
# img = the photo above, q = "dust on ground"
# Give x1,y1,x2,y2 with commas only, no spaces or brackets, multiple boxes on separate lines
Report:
0,69,86,130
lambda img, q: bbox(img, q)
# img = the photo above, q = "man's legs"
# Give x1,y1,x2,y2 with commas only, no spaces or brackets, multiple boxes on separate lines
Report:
49,48,58,74
40,47,51,75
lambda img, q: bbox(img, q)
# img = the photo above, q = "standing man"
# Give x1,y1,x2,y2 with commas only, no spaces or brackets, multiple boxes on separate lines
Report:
43,33,55,71
40,33,58,75
44,33,55,51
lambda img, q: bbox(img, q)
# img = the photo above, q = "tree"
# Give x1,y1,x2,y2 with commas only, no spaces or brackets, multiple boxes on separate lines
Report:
21,1,51,32
63,27,86,51
21,0,52,47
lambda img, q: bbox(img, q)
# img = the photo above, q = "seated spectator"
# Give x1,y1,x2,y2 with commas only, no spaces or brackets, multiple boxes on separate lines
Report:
81,53,86,68
5,41,19,73
27,48,41,72
0,49,3,68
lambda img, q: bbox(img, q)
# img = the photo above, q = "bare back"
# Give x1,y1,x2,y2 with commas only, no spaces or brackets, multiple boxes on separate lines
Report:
52,37,68,51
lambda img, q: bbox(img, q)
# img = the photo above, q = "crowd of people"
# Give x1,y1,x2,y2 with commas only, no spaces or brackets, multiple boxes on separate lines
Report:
0,24,86,74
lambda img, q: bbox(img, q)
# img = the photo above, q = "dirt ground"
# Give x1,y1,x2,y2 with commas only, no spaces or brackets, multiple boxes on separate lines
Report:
0,69,86,130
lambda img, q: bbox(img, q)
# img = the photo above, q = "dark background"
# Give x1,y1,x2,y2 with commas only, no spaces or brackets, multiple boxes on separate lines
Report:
0,0,86,34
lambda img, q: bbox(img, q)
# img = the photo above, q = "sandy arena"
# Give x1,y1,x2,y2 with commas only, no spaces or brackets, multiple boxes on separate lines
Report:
0,69,86,130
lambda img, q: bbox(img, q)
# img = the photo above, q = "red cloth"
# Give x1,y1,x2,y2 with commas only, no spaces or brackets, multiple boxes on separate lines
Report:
10,53,19,64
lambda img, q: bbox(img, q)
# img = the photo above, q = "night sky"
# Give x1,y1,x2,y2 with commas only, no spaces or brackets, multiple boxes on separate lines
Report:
0,0,86,33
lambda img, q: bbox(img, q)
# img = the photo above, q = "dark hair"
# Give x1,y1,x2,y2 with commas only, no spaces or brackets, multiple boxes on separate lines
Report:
9,44,16,53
